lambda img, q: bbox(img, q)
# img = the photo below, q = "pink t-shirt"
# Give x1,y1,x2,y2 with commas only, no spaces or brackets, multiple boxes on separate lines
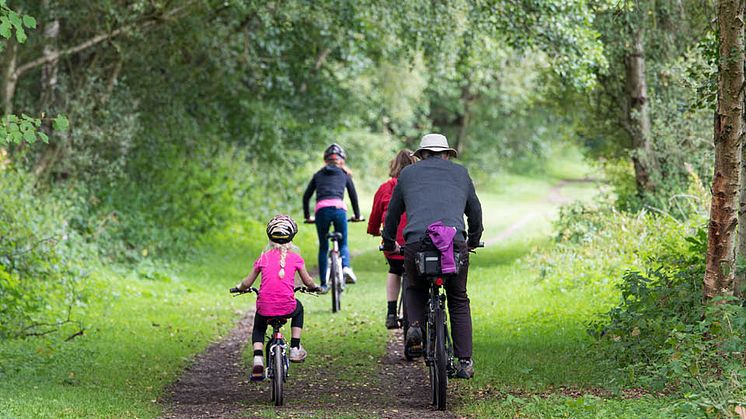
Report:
253,249,305,317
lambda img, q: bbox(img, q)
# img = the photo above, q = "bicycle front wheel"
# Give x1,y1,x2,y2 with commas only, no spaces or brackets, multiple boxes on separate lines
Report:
434,307,448,410
272,347,284,406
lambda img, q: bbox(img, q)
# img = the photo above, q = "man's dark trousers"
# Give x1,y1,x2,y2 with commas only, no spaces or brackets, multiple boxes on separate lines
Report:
403,240,472,358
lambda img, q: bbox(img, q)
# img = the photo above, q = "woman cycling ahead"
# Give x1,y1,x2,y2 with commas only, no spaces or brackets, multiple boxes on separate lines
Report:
303,144,363,292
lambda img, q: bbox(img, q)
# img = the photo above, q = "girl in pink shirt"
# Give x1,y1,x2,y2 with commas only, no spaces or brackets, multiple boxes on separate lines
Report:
234,215,320,381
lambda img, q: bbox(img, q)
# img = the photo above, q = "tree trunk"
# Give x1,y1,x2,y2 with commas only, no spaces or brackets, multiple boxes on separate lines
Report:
624,28,658,194
33,13,62,181
454,84,474,156
704,0,745,300
2,40,17,115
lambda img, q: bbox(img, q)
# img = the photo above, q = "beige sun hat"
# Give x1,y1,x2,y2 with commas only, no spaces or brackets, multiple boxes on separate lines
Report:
413,133,458,159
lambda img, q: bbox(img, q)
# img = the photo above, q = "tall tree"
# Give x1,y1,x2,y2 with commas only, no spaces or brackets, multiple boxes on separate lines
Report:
623,27,658,193
704,0,745,299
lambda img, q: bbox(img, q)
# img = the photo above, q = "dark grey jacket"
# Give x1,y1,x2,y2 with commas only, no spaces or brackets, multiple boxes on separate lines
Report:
382,156,483,246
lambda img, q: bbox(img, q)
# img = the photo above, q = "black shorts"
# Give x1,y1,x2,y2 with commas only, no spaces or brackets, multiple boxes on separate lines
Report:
386,258,405,276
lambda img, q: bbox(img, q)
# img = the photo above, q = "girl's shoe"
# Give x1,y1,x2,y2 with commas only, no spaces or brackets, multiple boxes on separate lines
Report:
288,345,308,362
385,313,399,329
251,355,265,381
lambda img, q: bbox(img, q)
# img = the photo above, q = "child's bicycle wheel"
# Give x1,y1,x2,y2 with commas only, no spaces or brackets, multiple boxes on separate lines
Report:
271,346,284,406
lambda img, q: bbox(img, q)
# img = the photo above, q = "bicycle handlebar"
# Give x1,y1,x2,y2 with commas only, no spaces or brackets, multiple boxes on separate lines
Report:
305,217,365,224
378,242,484,253
230,286,320,296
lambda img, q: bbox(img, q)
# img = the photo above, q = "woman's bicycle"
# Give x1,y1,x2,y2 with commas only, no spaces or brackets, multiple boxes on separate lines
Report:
229,286,316,406
379,246,411,359
306,218,363,313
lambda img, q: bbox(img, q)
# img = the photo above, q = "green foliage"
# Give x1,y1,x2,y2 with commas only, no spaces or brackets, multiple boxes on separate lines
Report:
0,114,46,145
589,227,746,416
538,198,702,296
0,168,91,338
0,1,36,45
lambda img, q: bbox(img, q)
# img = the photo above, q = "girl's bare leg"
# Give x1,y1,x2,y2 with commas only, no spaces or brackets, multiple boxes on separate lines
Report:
386,273,401,301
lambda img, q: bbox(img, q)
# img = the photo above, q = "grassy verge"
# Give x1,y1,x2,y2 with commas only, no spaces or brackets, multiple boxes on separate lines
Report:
0,227,264,418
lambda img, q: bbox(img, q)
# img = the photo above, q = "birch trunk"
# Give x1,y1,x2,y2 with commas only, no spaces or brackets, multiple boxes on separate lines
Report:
624,28,658,194
704,0,745,299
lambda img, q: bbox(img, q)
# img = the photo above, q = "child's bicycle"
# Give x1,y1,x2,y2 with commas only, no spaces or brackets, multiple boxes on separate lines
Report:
229,286,316,406
306,217,364,313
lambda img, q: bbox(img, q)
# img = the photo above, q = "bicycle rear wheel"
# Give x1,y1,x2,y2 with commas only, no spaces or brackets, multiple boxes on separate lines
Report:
272,346,284,406
434,307,448,410
330,253,342,312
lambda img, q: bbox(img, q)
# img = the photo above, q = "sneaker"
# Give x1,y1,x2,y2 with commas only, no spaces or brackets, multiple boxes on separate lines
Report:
454,359,474,379
317,284,329,294
385,313,399,329
405,324,423,358
288,345,308,363
343,266,357,284
251,355,265,381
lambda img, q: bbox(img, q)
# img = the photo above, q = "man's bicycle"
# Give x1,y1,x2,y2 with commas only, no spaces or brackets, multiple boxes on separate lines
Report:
230,286,316,406
306,217,363,313
410,242,483,410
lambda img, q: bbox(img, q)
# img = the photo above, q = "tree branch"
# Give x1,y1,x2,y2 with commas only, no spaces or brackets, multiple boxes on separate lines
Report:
15,3,192,79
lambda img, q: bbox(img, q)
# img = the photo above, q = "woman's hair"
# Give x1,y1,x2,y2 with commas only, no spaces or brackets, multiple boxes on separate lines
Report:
325,156,353,176
389,149,416,178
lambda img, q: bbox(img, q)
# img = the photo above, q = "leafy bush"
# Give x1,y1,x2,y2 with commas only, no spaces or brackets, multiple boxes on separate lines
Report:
589,227,745,416
0,168,91,338
537,197,700,298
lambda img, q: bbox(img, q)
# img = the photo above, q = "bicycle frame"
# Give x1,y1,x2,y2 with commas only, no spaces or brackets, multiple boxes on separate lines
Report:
266,320,289,380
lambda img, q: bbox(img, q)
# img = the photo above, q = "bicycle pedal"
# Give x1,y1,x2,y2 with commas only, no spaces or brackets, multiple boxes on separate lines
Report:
250,373,265,382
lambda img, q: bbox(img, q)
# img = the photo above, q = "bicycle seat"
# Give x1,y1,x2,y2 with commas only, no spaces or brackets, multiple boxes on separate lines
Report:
326,232,344,241
267,318,288,328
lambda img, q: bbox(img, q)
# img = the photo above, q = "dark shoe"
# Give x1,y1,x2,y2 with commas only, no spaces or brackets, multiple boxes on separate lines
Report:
454,359,474,379
405,325,423,358
318,284,329,294
385,313,399,329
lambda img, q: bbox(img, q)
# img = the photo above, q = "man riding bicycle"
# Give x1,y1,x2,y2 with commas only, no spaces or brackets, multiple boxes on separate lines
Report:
382,134,483,379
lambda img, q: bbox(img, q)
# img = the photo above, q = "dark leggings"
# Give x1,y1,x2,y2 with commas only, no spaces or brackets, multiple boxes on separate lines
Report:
252,299,304,344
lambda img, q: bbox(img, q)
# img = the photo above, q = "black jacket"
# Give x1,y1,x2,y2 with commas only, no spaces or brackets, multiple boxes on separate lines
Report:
382,156,483,246
302,165,360,219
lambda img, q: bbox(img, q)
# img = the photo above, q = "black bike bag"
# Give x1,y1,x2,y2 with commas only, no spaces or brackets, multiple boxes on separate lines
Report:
414,249,460,276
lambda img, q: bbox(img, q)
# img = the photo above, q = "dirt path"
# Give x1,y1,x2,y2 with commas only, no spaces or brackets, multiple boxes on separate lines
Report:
160,179,595,418
161,310,262,418
160,312,456,418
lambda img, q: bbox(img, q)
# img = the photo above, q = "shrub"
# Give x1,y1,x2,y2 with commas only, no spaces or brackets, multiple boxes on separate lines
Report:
0,168,91,338
589,226,745,416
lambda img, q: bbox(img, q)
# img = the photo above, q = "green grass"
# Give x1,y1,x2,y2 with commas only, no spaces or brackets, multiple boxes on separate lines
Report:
0,229,261,418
